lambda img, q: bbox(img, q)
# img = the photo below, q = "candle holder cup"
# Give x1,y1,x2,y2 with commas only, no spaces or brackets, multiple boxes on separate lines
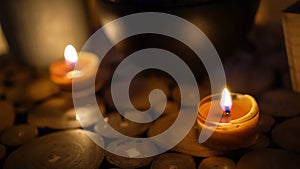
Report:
197,93,259,150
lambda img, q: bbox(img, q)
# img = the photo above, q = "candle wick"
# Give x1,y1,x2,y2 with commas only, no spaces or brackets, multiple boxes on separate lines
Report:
225,107,230,116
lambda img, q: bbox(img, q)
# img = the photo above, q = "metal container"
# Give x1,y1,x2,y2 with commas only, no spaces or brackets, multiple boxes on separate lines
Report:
92,0,260,80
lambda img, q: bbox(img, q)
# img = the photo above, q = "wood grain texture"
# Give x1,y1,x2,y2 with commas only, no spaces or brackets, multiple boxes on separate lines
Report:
4,130,104,169
151,153,196,169
1,124,38,146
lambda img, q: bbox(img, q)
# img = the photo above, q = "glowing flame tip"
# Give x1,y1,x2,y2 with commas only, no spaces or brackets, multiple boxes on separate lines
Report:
220,88,232,112
64,45,78,65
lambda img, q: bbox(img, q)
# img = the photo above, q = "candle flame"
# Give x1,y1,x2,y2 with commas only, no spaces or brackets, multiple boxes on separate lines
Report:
64,45,78,65
220,88,232,112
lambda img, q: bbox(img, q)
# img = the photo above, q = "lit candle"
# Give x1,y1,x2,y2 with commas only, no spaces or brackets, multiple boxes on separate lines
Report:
49,45,101,91
197,88,259,150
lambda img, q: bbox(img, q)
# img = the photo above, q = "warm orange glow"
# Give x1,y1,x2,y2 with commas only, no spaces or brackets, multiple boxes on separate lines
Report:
64,45,78,65
220,88,232,112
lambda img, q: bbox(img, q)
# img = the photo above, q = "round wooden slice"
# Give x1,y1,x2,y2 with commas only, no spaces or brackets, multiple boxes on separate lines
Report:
25,78,60,102
198,157,235,169
0,144,5,160
236,148,300,169
28,97,97,129
147,113,223,157
172,124,224,157
272,117,300,153
105,139,156,169
172,85,200,108
259,89,300,117
14,101,35,114
94,112,150,138
258,114,275,133
147,113,177,138
103,76,170,110
4,85,25,103
4,129,104,169
0,101,15,132
152,101,179,117
3,64,34,86
1,124,38,147
151,153,196,169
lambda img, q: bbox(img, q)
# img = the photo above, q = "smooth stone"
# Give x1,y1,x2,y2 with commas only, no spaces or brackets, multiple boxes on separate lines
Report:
259,89,300,117
258,113,275,133
272,117,300,154
236,148,300,169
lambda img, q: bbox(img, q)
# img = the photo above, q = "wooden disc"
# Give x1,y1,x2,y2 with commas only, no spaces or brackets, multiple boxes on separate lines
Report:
4,129,104,169
3,65,34,86
94,112,150,138
27,97,97,129
152,101,179,117
1,124,38,147
147,113,177,139
0,144,5,160
172,85,200,107
198,157,235,169
103,76,170,110
4,85,25,103
4,78,59,103
272,117,300,153
151,153,196,169
259,89,300,117
258,114,275,133
147,113,223,157
0,101,15,132
25,78,60,102
172,124,224,157
236,148,300,169
105,139,156,168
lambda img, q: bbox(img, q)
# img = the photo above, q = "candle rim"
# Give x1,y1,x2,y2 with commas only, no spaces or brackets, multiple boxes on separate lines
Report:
198,93,259,125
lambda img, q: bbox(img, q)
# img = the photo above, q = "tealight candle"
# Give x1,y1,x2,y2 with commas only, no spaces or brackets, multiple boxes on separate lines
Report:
197,88,259,150
49,45,101,91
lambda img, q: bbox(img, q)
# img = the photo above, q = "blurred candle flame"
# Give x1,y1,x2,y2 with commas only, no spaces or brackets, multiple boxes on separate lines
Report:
220,88,232,112
64,45,78,66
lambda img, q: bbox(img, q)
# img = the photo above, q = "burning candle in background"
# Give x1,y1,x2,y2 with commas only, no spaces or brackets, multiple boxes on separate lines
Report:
197,88,259,150
49,45,101,92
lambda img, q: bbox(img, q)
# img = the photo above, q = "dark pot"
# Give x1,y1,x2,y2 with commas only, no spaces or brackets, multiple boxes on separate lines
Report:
92,0,260,80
